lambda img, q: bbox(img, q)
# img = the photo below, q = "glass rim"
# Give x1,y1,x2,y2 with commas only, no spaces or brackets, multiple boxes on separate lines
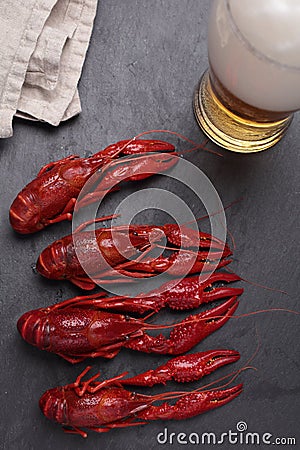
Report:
225,0,300,71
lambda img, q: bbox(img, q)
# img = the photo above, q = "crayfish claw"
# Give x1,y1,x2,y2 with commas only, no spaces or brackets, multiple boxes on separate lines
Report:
137,384,243,421
121,349,240,386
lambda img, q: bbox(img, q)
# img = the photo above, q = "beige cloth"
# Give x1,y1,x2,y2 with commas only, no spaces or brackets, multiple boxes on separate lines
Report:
0,0,98,138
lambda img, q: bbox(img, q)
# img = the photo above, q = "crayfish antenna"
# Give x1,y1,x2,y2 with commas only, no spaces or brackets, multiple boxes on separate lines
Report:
223,256,289,296
132,129,223,157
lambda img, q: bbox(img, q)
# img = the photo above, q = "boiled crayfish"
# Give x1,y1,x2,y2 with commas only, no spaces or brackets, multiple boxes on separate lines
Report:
17,279,240,362
39,352,242,437
9,139,176,234
36,223,232,290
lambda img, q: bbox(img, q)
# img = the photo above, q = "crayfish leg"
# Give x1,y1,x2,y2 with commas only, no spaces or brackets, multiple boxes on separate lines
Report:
56,353,88,364
67,420,148,438
88,420,148,432
57,346,122,363
45,198,77,226
63,425,88,438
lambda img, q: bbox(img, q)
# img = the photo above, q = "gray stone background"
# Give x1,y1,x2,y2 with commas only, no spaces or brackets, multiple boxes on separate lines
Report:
1,1,299,449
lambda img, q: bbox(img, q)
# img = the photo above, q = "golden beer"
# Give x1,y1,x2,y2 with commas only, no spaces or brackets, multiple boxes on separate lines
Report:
194,0,300,153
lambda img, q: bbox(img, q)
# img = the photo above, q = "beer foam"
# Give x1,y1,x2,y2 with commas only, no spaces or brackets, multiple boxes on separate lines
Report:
208,0,300,111
229,0,300,68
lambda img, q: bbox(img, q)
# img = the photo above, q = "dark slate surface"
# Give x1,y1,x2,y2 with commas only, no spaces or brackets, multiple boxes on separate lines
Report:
1,1,299,449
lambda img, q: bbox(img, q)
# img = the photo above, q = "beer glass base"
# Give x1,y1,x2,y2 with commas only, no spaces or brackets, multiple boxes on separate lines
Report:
193,70,293,153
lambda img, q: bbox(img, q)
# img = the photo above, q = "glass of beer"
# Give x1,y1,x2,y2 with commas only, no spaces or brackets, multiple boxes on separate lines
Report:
194,0,300,153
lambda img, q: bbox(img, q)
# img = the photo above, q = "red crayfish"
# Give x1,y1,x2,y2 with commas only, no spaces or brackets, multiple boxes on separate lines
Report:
39,352,242,437
9,139,176,234
17,280,240,362
36,223,232,290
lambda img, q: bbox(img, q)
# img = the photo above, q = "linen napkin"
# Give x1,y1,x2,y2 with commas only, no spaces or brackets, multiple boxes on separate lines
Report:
0,0,98,138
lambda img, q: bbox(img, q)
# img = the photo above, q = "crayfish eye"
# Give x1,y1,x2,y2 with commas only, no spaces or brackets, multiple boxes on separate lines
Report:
132,231,138,236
